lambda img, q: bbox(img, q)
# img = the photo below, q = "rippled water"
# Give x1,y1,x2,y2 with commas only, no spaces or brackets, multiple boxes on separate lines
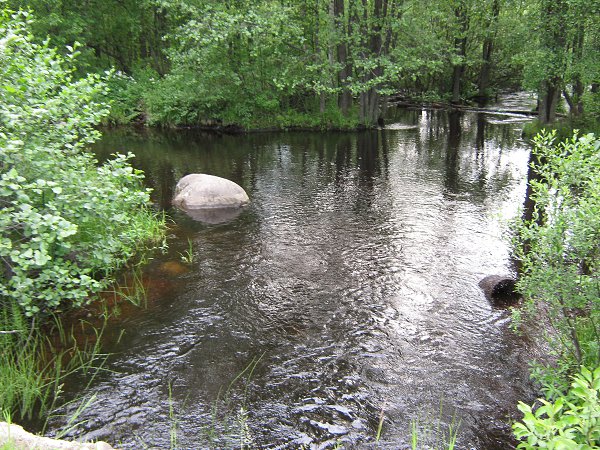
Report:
50,105,538,449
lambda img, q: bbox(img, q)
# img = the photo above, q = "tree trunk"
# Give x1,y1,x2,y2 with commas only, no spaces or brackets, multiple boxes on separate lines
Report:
451,64,464,105
334,0,352,115
451,1,468,104
567,24,585,117
539,78,561,124
538,0,567,124
358,0,387,126
314,0,325,111
477,0,500,101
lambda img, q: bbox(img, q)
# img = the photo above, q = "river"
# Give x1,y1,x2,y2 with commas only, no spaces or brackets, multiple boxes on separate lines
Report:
48,99,539,449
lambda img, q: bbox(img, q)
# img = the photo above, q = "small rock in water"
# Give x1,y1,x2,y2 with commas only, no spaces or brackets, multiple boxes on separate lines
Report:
479,275,520,306
309,420,349,435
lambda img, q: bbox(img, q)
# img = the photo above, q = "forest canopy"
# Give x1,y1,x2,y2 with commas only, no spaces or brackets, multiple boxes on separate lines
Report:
5,0,600,129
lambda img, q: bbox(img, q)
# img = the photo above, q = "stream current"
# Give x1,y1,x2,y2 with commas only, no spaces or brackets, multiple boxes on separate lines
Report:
49,100,540,449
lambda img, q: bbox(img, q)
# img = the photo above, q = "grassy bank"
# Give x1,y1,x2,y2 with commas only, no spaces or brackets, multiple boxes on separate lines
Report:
523,118,600,142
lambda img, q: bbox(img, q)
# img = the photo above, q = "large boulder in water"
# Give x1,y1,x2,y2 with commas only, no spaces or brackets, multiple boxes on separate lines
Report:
173,174,249,209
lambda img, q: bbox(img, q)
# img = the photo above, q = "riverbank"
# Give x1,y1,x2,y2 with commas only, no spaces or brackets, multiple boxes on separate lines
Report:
0,11,166,432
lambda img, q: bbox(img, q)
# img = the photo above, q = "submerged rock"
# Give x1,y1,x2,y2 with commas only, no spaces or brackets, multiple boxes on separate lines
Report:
181,206,244,224
0,422,114,449
159,260,190,276
479,275,520,307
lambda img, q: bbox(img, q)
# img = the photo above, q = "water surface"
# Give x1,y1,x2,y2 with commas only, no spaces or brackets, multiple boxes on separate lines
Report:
51,106,537,448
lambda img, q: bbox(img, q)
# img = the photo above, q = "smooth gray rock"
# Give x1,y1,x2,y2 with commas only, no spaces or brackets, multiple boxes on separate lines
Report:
172,174,249,223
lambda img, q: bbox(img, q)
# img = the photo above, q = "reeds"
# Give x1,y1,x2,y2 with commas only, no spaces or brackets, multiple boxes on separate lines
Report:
0,299,109,425
409,401,460,450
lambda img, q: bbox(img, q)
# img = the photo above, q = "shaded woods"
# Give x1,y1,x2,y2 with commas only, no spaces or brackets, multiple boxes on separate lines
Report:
7,0,600,129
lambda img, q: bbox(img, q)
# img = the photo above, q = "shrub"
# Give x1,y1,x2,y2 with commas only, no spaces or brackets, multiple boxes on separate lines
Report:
513,131,600,370
0,10,164,317
513,366,600,449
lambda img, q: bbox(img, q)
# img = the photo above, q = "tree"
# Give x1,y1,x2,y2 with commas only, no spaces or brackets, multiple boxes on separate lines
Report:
450,0,469,104
519,0,600,124
5,0,170,74
476,0,500,101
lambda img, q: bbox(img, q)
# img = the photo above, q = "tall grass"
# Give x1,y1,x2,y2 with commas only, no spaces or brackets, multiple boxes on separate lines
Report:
0,302,50,421
0,409,17,450
0,299,111,425
168,382,178,450
206,355,263,449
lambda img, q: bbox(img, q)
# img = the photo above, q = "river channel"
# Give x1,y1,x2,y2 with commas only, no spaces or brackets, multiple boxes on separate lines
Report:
49,100,539,449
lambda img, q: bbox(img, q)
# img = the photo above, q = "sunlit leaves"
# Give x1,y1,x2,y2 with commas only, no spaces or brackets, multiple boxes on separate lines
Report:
513,366,600,449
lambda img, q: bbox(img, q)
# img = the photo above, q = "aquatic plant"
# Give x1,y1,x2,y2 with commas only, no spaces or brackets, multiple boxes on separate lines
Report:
179,239,195,265
409,403,461,450
0,299,109,421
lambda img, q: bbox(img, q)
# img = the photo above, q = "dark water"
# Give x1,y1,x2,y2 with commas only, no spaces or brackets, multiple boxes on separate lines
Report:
51,104,539,449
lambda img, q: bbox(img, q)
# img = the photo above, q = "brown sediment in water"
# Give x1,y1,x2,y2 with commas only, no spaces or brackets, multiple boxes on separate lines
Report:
158,260,190,276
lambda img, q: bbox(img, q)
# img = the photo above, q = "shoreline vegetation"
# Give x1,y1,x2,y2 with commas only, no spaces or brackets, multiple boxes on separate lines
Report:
510,131,600,448
1,0,599,447
0,8,165,436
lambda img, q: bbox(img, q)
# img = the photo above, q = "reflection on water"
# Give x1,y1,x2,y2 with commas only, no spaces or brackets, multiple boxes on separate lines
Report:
51,108,538,448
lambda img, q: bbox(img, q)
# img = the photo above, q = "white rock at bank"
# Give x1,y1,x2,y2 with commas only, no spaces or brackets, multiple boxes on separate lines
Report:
0,422,115,450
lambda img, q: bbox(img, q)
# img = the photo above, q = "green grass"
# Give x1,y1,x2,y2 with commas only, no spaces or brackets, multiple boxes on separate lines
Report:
178,238,194,265
522,117,600,142
0,297,114,425
409,402,461,450
168,382,178,450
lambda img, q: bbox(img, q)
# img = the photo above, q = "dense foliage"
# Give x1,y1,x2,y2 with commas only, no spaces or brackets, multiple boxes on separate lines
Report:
6,0,600,129
514,132,600,370
0,11,164,317
512,132,600,447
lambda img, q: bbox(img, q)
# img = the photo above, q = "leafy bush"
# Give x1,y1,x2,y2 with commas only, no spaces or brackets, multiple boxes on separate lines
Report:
102,70,147,125
514,131,600,370
513,366,600,449
0,10,164,317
